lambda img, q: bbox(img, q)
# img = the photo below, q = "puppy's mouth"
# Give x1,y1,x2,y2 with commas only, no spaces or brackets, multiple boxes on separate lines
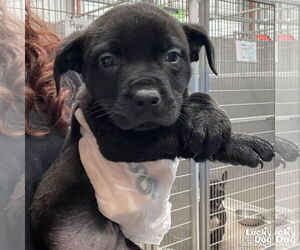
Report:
111,114,177,131
109,107,180,131
133,122,160,131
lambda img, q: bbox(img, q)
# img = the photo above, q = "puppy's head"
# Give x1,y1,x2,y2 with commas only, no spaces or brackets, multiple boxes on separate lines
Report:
54,4,217,131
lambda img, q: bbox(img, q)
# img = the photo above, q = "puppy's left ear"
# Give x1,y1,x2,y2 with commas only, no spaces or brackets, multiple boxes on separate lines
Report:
54,31,84,95
182,23,217,75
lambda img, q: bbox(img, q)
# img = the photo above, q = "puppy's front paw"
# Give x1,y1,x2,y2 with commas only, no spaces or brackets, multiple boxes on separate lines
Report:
181,93,231,161
214,134,275,168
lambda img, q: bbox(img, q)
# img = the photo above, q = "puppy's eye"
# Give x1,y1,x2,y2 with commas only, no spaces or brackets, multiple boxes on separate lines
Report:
100,56,115,68
165,51,181,63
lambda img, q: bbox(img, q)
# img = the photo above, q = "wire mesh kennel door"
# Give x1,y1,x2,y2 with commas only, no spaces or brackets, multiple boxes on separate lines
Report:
208,0,276,249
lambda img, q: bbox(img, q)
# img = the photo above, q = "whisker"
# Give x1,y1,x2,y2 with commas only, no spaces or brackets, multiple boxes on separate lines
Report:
87,108,106,117
93,112,113,120
87,102,115,117
94,109,119,120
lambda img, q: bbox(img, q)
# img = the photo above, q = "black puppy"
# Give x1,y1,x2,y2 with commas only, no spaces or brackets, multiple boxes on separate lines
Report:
30,4,274,250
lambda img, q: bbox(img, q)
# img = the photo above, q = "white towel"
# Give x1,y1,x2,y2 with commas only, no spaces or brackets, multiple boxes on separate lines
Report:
75,108,179,245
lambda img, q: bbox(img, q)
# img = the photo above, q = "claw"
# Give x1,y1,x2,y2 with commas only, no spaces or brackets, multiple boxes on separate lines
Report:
209,155,215,161
279,157,286,168
258,159,264,169
282,160,287,168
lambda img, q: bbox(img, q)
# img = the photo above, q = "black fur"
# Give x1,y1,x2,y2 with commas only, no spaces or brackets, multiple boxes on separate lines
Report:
30,4,274,250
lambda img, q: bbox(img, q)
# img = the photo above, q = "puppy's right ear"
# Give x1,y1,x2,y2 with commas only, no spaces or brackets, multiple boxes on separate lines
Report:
182,23,217,75
54,32,84,95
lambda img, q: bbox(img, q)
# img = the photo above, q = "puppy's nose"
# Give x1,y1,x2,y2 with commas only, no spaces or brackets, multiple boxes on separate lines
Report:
133,89,161,108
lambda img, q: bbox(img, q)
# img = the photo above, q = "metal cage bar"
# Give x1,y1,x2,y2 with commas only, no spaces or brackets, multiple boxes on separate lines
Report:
208,1,277,249
198,1,212,249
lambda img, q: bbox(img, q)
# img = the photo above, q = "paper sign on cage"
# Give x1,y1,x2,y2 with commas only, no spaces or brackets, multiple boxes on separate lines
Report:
65,16,92,36
236,40,257,63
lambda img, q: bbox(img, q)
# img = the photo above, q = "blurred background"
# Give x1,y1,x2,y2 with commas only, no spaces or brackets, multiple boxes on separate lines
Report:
1,0,300,249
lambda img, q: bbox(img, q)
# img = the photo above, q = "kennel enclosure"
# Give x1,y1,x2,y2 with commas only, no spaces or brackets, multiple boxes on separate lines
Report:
17,0,300,249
